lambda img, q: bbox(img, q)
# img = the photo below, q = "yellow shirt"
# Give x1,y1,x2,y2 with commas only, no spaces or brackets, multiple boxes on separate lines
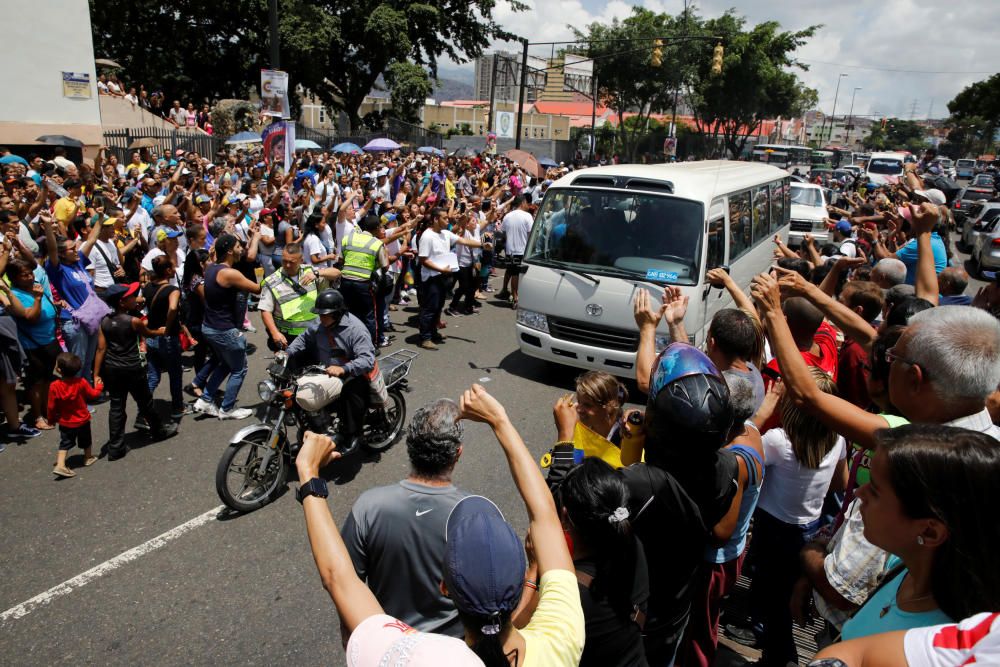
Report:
444,178,456,201
53,196,79,225
521,569,585,667
126,161,149,174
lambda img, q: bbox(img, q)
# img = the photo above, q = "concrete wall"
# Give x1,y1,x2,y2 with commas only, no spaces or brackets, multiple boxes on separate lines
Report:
441,137,577,164
99,96,177,130
0,0,102,146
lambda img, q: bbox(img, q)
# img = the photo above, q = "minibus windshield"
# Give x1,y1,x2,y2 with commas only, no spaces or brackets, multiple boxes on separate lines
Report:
524,188,705,286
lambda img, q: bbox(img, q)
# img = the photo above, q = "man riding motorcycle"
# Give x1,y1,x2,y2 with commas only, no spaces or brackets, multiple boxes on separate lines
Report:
285,289,387,454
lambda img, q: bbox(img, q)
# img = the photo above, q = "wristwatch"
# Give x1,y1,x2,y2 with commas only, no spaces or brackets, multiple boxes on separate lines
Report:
296,477,329,504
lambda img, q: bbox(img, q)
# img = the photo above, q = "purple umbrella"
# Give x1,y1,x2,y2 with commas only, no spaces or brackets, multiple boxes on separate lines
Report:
363,138,401,152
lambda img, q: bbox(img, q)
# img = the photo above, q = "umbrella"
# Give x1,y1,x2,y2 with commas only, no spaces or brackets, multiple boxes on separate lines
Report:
225,131,262,145
127,137,159,150
363,138,401,152
295,139,322,150
95,58,122,68
0,154,29,166
36,135,84,148
417,146,443,155
452,146,478,158
504,149,544,178
332,142,363,154
538,156,559,168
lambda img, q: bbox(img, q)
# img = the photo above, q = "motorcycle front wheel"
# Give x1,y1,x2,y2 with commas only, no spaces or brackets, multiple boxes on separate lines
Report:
215,430,289,513
363,388,407,452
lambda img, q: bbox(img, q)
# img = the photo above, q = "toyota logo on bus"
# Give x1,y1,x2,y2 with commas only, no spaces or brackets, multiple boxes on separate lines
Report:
585,303,603,317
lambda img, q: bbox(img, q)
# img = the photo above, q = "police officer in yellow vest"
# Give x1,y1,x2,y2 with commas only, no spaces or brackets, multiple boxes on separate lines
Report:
339,214,390,347
260,242,342,351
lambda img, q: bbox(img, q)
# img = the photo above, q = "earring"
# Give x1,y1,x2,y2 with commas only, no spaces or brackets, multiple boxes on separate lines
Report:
917,536,925,545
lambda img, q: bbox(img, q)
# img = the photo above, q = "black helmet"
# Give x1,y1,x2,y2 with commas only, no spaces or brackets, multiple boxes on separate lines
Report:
311,289,347,316
644,344,734,463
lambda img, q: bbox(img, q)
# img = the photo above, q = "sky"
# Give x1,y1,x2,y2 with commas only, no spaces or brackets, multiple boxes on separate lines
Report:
444,0,998,120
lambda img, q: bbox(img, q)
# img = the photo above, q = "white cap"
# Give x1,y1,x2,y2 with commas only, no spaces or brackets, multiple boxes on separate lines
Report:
913,188,946,206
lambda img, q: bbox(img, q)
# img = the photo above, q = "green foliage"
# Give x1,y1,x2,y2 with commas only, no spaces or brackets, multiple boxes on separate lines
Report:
946,75,1000,156
865,118,925,151
383,62,433,125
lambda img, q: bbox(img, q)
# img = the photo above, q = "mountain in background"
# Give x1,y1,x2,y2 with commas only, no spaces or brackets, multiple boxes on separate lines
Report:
434,63,475,101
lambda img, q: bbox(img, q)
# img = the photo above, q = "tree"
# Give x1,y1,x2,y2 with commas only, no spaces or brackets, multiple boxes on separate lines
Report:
864,118,925,152
946,75,1000,156
685,12,818,159
572,8,686,162
383,63,433,125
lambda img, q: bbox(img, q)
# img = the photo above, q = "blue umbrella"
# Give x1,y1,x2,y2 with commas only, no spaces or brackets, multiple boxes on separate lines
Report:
538,156,559,168
332,142,363,154
417,146,442,155
295,139,322,150
363,137,401,152
225,131,262,145
0,154,29,166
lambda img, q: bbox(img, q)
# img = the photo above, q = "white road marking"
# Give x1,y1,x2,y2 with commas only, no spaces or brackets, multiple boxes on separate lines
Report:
1,505,225,624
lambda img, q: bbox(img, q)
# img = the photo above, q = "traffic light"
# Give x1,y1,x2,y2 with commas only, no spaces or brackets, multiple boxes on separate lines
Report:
711,43,724,76
651,39,663,68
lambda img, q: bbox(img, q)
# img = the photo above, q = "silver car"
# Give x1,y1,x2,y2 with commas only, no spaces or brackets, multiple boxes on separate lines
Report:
960,200,1000,250
970,205,1000,277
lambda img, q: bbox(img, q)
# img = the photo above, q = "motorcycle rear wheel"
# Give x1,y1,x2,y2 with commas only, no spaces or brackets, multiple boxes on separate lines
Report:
215,431,289,513
363,388,406,452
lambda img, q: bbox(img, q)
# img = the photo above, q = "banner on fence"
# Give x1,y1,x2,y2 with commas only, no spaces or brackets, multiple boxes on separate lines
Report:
495,111,515,139
262,121,295,173
260,69,290,118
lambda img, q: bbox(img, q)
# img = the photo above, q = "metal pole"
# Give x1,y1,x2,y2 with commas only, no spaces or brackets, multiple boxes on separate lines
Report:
487,53,499,135
828,73,846,144
671,0,689,139
268,0,280,69
515,38,529,150
845,87,861,148
589,73,597,164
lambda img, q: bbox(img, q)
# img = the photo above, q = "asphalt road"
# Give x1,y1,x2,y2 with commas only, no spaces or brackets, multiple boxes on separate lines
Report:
0,277,598,666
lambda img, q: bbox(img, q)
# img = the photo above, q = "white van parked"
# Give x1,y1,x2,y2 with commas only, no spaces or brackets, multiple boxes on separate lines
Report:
865,151,905,186
515,161,790,375
788,182,829,246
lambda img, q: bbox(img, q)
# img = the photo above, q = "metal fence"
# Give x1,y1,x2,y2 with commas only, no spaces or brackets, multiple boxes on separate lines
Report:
294,118,443,149
102,127,222,161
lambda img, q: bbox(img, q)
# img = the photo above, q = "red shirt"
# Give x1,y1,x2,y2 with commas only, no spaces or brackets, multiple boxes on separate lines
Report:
47,377,103,428
761,321,840,432
837,337,872,409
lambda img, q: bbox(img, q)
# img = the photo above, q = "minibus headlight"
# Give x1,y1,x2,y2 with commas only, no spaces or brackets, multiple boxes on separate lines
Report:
516,308,549,333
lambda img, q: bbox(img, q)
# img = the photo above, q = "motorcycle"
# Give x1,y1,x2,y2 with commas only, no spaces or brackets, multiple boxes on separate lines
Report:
215,348,417,513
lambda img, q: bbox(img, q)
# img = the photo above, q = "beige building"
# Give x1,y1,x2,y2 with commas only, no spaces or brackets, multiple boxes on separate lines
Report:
353,98,571,140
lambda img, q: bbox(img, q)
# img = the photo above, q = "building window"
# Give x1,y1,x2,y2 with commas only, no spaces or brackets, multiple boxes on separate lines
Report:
319,107,326,124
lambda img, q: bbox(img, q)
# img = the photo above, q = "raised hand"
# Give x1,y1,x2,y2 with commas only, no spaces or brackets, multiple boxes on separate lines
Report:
459,383,508,428
661,285,688,325
633,289,665,329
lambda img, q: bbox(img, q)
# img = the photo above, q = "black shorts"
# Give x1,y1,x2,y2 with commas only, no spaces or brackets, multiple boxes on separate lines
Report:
25,341,61,382
58,423,93,452
508,255,523,267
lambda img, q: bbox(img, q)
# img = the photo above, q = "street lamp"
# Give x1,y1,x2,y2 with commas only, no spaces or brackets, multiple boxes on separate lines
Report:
845,86,861,147
827,73,847,144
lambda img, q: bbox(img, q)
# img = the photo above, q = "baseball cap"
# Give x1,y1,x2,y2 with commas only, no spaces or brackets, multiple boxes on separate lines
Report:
120,186,140,203
443,496,526,628
102,282,141,306
195,194,211,204
156,228,183,242
175,149,185,157
100,215,117,226
835,220,852,234
377,168,389,177
258,207,276,218
381,213,397,222
913,188,946,206
345,614,482,667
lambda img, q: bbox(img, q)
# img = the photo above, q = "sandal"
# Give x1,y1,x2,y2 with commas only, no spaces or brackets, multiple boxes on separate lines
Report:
35,417,55,431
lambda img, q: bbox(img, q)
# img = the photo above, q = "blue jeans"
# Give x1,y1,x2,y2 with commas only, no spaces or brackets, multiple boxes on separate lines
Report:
146,335,184,409
62,319,97,384
200,325,248,411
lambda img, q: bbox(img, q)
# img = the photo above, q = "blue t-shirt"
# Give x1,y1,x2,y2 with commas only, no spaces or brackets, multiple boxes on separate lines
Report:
45,255,93,316
840,557,952,640
939,294,973,306
896,233,947,285
10,286,57,349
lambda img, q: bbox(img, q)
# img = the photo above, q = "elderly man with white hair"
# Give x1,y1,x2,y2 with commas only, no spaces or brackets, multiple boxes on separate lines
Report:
871,257,907,290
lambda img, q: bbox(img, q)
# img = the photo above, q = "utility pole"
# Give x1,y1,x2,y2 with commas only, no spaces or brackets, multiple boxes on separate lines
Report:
845,87,861,148
670,0,690,139
589,73,598,164
268,0,280,69
826,73,847,144
486,53,499,135
909,99,919,121
515,38,529,150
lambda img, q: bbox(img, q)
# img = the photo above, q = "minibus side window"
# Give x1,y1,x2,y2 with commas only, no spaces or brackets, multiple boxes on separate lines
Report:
729,191,751,261
706,215,726,271
752,187,769,244
769,181,784,233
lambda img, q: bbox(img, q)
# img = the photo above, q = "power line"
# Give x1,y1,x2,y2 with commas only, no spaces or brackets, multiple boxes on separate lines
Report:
795,59,996,76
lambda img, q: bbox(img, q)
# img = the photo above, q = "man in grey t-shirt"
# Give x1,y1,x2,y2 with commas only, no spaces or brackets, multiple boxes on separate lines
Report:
341,398,468,637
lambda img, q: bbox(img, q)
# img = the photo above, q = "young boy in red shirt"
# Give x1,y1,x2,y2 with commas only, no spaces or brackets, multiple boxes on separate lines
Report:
48,352,104,478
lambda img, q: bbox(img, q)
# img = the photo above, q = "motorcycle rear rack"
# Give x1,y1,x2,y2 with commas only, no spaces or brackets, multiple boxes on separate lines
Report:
380,348,419,387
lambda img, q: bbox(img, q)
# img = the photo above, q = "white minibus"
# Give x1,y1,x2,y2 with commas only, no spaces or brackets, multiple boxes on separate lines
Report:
515,161,790,375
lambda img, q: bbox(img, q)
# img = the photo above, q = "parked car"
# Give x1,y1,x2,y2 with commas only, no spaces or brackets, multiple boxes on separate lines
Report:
971,207,1000,277
953,187,994,227
788,182,829,246
961,201,1000,254
971,173,995,189
956,158,976,179
841,165,864,177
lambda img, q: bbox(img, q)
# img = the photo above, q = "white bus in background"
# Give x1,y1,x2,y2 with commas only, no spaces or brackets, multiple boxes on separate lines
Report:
751,144,811,170
866,151,906,185
515,161,790,375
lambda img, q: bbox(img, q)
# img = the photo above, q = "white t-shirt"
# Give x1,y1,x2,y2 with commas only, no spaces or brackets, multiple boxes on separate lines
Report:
302,234,328,267
502,208,533,256
838,238,858,258
456,227,479,267
336,219,356,252
140,248,185,287
88,238,120,288
757,428,846,525
904,612,1000,667
127,205,153,239
418,228,459,280
169,107,188,125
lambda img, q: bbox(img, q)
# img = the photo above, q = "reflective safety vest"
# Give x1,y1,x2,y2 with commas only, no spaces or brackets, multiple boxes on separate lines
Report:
263,267,318,335
341,230,383,282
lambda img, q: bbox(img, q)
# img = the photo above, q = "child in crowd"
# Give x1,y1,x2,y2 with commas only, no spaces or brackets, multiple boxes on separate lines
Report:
48,352,104,478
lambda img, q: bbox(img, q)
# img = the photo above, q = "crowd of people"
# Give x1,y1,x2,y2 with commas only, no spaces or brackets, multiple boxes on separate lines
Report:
4,136,1000,666
97,73,213,133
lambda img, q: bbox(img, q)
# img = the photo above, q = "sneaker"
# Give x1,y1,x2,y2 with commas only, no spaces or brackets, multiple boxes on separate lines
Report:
14,423,41,439
484,285,495,293
0,443,6,454
444,308,463,317
53,465,76,478
171,405,194,419
244,323,257,333
419,340,438,350
193,398,220,417
379,339,393,348
218,407,253,420
133,416,150,431
84,456,98,467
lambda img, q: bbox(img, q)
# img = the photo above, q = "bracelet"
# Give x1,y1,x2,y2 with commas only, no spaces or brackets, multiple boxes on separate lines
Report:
523,579,538,591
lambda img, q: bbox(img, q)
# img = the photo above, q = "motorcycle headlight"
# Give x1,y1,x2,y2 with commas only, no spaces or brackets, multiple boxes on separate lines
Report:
516,308,549,333
257,380,276,402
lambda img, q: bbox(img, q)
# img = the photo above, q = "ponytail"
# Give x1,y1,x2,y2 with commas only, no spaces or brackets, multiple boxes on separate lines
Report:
456,610,514,667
